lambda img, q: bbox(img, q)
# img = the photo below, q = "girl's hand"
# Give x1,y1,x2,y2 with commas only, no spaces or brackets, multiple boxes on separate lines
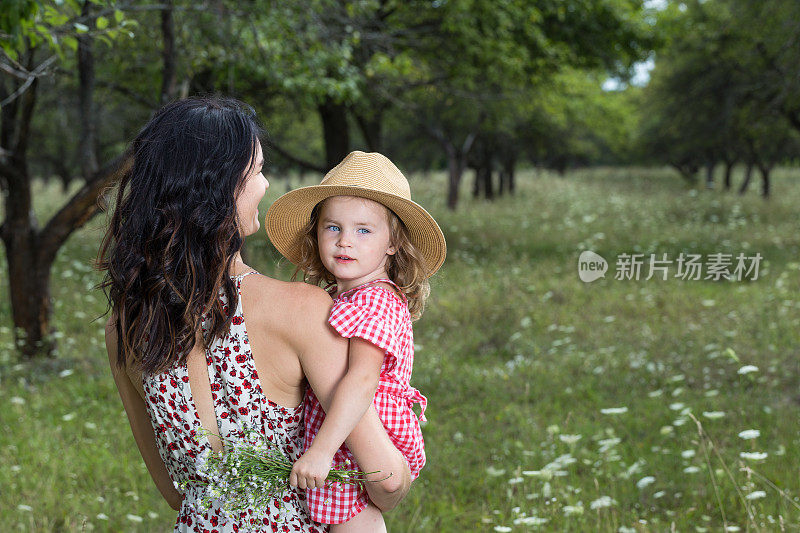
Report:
289,447,333,490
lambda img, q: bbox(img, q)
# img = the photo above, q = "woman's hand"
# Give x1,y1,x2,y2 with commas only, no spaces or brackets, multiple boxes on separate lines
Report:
289,446,333,490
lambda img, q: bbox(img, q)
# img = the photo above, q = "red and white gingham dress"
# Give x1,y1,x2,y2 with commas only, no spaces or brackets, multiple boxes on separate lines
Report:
303,279,427,524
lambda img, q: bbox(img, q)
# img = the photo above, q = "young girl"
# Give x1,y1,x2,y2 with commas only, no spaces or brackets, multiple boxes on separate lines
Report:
266,151,446,531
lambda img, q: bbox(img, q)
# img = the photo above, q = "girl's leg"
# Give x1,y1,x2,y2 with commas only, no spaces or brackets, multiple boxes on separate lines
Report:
330,503,386,533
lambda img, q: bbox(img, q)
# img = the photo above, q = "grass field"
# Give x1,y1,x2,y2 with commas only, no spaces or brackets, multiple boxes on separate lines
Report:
1,167,799,532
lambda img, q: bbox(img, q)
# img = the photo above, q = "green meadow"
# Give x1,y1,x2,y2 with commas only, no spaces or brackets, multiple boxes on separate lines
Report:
1,168,799,531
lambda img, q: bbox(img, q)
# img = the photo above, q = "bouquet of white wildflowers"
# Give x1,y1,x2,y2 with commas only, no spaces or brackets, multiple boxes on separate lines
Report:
183,428,381,518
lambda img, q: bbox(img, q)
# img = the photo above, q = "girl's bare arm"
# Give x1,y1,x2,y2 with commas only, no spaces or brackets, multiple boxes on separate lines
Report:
291,286,411,511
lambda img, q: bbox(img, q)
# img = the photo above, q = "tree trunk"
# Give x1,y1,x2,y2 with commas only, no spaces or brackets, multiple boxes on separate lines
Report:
1,225,55,358
77,1,98,179
758,164,771,198
160,0,177,104
723,161,734,191
704,162,714,190
474,166,493,199
499,157,516,195
354,109,383,153
0,69,53,357
445,144,463,210
318,97,350,170
738,163,753,194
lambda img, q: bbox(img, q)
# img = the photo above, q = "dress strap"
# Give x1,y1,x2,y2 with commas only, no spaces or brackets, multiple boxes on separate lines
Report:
231,270,259,285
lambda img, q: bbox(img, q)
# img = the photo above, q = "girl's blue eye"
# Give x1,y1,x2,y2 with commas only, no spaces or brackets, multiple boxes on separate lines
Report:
326,225,340,232
357,228,371,234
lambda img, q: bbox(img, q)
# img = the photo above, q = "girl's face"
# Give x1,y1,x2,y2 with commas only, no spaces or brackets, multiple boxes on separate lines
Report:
317,195,396,292
235,141,268,237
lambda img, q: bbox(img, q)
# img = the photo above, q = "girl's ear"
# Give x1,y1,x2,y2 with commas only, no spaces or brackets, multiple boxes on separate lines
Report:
386,244,397,256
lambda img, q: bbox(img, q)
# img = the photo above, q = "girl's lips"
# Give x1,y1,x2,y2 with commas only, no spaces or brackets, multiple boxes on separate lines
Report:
334,256,354,263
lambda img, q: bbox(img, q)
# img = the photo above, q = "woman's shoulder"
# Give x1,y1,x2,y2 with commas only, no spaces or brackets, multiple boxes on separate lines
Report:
242,275,334,325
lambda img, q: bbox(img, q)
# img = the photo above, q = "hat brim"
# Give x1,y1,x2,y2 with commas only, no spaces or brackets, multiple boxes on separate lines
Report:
265,184,447,277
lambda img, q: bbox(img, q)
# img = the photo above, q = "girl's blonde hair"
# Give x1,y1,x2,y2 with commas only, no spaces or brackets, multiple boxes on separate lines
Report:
293,199,431,320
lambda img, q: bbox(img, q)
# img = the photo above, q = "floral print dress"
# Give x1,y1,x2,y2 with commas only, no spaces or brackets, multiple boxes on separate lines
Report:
141,272,328,532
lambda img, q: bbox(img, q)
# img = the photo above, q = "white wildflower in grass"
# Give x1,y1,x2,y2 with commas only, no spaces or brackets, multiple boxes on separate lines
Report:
559,434,582,445
739,451,768,461
486,466,506,477
147,512,158,519
648,389,663,397
745,490,767,500
660,425,674,435
681,450,696,459
738,429,760,440
563,504,584,516
737,365,759,375
590,496,617,510
636,476,656,489
619,527,637,533
493,527,512,532
623,460,645,479
704,389,720,397
598,437,621,453
62,413,76,421
96,514,108,520
653,491,665,499
126,514,143,523
508,477,524,485
725,526,741,532
522,470,545,478
514,516,548,525
600,407,628,415
17,504,32,512
702,411,725,419
10,465,20,473
10,396,25,405
701,299,715,307
84,422,97,430
669,402,685,411
58,368,74,377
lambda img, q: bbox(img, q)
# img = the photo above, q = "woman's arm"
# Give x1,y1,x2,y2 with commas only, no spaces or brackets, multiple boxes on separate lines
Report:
291,286,411,511
105,317,183,511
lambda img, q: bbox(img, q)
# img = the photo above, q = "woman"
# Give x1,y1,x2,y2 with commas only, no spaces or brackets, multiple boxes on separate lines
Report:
98,97,410,531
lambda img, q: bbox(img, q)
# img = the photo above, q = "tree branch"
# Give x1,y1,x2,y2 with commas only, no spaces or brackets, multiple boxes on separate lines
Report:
0,55,56,109
265,139,326,173
37,154,130,267
95,80,157,108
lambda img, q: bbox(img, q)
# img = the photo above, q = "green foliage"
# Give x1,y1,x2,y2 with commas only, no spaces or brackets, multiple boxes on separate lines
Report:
0,0,134,60
636,0,800,174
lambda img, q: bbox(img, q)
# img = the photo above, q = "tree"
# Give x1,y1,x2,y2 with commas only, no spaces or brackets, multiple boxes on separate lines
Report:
636,0,800,195
0,1,162,358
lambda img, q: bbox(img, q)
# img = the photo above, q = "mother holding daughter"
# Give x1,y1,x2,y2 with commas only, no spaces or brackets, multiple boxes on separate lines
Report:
99,97,442,531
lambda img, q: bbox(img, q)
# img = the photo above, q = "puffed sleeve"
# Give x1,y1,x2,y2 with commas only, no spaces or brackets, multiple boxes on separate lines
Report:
328,287,404,366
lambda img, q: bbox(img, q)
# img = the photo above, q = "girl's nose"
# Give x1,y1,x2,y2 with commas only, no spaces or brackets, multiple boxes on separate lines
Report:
337,234,351,247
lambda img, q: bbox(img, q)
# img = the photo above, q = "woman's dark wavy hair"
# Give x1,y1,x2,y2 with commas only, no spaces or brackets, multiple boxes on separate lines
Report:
97,97,263,374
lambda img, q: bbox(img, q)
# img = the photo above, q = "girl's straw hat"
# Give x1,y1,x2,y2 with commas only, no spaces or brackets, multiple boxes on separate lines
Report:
266,151,446,277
